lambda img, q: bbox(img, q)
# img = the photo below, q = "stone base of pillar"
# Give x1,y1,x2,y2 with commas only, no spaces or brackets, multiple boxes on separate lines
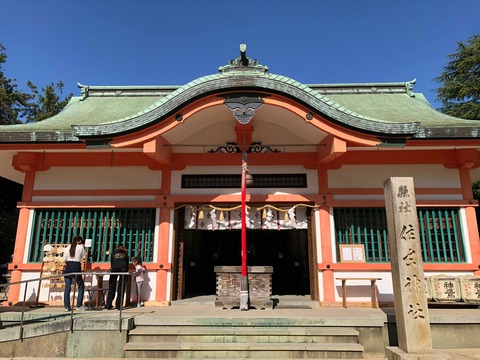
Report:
385,347,449,360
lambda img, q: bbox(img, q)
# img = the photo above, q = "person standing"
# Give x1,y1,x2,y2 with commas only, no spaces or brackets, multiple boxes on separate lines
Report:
132,257,146,308
105,243,129,310
63,236,86,311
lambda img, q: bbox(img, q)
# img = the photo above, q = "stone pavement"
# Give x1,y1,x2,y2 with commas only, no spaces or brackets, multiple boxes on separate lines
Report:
1,296,480,359
363,349,480,360
0,351,479,360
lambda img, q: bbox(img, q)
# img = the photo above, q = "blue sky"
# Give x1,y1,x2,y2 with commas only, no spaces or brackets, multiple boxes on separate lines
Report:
1,0,479,108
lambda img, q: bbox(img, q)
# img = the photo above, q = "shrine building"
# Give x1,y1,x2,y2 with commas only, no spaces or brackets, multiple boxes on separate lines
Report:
1,46,479,307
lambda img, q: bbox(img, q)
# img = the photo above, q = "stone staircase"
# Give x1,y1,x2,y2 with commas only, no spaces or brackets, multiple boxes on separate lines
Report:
124,319,364,358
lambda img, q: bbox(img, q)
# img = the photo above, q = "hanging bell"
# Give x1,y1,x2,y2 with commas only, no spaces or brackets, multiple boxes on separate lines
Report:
284,211,290,222
262,208,267,219
219,211,225,221
198,210,204,219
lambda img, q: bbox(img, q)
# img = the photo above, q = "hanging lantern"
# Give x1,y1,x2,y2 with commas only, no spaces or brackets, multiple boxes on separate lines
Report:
245,173,254,186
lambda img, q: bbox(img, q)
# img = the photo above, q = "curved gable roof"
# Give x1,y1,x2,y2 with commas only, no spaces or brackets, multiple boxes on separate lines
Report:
0,49,479,143
71,72,420,139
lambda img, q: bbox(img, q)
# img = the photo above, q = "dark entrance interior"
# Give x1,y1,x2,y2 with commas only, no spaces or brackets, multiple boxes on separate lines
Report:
179,229,310,298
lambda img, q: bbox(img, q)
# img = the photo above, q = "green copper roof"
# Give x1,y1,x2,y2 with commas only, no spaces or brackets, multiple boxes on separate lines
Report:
0,51,478,143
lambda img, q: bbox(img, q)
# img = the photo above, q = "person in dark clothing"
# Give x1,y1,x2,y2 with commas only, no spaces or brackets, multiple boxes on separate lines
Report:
105,243,129,310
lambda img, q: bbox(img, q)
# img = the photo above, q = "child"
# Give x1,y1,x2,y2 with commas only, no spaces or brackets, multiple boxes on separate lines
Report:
132,256,146,307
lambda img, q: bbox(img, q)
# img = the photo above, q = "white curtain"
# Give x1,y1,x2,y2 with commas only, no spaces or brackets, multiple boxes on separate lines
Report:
184,206,308,230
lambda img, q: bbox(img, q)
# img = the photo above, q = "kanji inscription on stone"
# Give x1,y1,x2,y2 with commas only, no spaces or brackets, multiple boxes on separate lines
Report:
384,177,433,354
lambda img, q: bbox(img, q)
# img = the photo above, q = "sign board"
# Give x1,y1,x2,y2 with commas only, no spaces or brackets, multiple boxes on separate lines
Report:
339,244,366,263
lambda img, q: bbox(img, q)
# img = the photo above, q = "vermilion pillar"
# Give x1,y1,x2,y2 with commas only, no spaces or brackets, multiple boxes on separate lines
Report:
7,170,36,305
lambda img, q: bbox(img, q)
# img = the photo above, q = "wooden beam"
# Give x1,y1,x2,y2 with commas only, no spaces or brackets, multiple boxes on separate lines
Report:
317,135,346,164
143,136,172,165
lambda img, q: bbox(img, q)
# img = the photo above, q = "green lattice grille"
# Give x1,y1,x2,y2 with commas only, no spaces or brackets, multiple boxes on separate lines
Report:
29,208,156,263
333,207,466,263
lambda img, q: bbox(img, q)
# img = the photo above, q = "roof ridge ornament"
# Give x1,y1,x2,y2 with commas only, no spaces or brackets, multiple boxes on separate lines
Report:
406,78,416,97
77,82,89,100
218,44,269,75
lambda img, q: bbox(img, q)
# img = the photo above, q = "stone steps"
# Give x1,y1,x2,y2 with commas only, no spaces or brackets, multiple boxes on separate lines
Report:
124,341,364,358
128,325,359,343
125,324,364,358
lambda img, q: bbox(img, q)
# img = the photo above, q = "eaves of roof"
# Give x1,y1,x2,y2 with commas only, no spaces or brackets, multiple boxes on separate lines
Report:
0,72,478,143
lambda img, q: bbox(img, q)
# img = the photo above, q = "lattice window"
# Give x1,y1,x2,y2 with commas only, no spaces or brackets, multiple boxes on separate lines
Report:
29,208,156,263
182,174,307,188
333,207,466,263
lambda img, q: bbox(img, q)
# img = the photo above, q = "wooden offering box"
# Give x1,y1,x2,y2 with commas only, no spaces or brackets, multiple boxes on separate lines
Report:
214,266,273,309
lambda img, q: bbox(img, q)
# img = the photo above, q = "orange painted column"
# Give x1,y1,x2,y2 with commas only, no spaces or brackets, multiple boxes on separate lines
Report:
317,165,335,304
466,206,480,275
155,167,172,303
155,207,171,303
319,207,335,303
7,171,35,305
459,168,480,275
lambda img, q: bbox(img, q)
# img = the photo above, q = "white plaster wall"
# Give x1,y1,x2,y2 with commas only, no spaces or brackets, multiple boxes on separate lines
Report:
314,209,323,302
0,151,24,184
171,165,318,195
331,271,477,305
328,164,460,189
34,166,162,190
126,271,157,304
22,209,35,264
317,273,324,302
333,271,394,304
460,208,473,263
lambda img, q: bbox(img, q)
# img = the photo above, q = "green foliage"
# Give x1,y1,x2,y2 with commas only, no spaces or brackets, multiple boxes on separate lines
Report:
26,81,72,122
0,44,72,272
473,180,480,201
0,44,34,125
434,34,480,120
0,43,72,124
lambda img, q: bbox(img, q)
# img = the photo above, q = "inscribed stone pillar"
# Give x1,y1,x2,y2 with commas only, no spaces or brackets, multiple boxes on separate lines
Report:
383,177,432,354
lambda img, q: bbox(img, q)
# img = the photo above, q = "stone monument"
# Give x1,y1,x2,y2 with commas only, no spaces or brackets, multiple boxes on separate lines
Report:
383,177,448,360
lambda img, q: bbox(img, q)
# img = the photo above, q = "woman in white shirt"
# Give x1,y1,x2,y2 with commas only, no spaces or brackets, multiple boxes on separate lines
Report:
63,236,86,311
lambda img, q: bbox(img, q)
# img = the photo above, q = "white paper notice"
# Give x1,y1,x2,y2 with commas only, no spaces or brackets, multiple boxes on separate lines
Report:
353,247,364,261
342,247,353,261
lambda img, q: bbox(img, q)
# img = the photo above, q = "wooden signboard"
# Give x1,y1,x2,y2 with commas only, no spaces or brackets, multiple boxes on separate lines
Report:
40,244,88,289
41,244,68,289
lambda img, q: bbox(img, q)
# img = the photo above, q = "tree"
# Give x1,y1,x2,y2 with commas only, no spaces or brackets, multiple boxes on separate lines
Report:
0,43,72,124
0,44,72,280
434,34,480,120
0,44,34,125
26,81,71,122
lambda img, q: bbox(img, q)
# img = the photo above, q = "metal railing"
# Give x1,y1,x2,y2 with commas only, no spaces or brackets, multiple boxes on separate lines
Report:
0,271,132,341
